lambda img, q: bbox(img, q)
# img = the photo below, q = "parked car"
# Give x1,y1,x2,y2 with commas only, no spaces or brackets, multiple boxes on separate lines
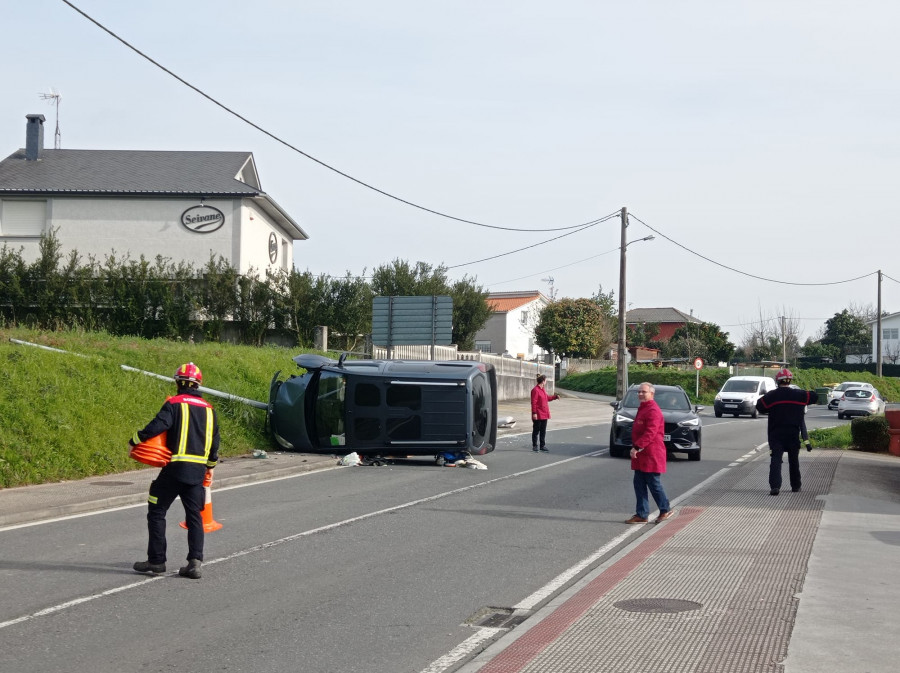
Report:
268,354,498,457
827,381,874,410
713,376,776,418
837,388,885,419
609,384,703,461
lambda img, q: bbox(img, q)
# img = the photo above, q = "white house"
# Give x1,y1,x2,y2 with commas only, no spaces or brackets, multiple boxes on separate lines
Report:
0,114,307,274
473,291,550,360
867,312,900,364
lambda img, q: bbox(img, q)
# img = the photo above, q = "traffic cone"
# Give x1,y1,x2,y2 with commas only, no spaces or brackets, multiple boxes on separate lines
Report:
180,473,222,533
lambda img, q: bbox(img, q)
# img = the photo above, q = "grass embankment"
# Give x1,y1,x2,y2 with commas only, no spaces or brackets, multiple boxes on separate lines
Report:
0,328,321,488
559,365,899,449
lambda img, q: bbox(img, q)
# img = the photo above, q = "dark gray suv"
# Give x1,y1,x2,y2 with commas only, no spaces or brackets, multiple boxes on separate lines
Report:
609,384,704,461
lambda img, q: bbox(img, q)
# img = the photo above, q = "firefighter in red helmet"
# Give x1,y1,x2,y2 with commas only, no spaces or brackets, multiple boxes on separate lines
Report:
755,368,817,495
131,363,219,579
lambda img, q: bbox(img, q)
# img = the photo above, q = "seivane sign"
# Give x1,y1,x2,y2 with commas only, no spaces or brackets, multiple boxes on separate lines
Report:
181,205,225,233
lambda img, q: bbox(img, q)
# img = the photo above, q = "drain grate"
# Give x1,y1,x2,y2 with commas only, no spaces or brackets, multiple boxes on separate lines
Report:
466,606,529,630
613,598,702,614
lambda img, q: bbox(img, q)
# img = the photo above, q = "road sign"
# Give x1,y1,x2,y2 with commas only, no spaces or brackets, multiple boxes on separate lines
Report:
693,357,704,370
371,296,452,347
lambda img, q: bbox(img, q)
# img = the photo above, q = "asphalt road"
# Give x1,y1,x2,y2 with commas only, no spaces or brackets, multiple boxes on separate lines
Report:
0,407,838,673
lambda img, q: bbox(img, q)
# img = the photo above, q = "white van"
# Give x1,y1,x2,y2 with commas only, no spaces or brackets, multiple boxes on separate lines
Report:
714,376,776,418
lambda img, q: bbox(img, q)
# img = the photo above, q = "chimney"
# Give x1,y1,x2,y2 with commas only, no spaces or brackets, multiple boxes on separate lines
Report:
25,114,46,160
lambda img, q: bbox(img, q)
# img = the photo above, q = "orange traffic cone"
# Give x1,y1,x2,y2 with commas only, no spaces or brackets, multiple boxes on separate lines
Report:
180,472,222,533
129,432,171,467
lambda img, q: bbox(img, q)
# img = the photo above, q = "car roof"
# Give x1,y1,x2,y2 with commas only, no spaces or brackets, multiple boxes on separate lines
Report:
627,383,686,392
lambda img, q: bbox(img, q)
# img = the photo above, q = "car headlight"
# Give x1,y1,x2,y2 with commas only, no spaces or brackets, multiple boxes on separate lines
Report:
615,414,633,424
677,417,700,427
714,394,722,401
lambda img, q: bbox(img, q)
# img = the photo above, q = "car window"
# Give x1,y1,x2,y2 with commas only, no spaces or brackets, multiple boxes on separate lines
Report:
845,389,872,399
654,391,691,411
622,390,641,408
722,380,759,393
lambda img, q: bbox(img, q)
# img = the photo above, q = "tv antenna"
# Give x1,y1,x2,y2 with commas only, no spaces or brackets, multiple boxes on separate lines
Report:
38,88,62,149
541,276,557,301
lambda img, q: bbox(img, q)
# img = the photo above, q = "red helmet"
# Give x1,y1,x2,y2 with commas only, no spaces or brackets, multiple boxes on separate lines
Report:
775,367,793,383
174,362,202,385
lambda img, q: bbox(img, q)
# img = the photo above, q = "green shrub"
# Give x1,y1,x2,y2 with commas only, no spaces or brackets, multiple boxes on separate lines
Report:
849,415,890,452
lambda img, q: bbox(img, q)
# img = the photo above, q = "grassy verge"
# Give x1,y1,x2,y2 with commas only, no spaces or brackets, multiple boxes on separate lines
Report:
0,327,321,488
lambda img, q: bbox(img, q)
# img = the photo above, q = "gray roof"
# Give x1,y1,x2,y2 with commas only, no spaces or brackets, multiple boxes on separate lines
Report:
625,307,703,324
0,149,260,195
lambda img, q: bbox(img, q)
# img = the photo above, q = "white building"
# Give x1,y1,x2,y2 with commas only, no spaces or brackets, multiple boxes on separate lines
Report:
867,312,900,364
0,114,307,274
473,291,550,360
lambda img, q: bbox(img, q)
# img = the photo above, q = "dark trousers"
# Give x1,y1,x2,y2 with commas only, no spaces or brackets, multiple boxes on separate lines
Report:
532,419,548,448
146,470,205,564
633,470,670,519
769,445,802,491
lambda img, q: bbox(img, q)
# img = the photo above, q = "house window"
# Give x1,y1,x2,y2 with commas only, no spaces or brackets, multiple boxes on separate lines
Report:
884,328,899,340
0,200,46,236
281,239,289,271
475,340,492,353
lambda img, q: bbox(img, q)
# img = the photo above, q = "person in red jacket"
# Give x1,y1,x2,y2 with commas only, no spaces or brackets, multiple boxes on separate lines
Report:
531,374,560,452
131,363,219,579
625,382,673,524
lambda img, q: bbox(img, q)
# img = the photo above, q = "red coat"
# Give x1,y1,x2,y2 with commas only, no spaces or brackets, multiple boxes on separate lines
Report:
531,385,559,420
630,399,667,474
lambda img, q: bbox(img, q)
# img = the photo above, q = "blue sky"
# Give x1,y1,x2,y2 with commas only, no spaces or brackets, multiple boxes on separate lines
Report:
3,1,899,344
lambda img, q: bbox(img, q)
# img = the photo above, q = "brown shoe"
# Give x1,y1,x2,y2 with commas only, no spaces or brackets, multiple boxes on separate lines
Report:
654,509,675,524
625,515,648,524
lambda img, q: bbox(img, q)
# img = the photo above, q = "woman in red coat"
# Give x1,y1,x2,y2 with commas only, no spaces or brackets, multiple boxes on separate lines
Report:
625,382,673,524
530,374,560,452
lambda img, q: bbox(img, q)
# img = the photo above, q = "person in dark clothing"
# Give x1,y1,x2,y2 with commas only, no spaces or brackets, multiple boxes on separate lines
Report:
755,368,817,495
531,373,560,452
131,363,219,579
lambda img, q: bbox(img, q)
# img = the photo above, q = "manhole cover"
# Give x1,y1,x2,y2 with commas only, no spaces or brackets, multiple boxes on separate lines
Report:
89,481,135,487
614,598,702,614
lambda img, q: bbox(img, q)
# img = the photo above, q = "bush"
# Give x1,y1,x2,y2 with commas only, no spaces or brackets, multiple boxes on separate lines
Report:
849,415,890,452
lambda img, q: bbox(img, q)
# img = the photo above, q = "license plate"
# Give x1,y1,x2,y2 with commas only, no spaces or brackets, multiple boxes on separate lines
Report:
724,404,737,408
664,434,671,441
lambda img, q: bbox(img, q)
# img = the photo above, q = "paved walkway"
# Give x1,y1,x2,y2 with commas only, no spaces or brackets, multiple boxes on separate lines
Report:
2,395,898,672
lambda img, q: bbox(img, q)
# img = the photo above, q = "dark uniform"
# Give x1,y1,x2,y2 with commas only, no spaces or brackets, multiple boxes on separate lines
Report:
132,390,219,566
756,385,816,493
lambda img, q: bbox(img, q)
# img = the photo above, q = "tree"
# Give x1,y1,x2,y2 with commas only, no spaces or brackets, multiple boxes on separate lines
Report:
669,322,735,364
821,309,870,360
591,284,616,319
449,276,492,350
534,298,613,358
628,322,661,348
738,307,802,361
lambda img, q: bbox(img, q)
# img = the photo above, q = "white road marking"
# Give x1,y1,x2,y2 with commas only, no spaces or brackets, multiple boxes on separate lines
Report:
0,450,604,631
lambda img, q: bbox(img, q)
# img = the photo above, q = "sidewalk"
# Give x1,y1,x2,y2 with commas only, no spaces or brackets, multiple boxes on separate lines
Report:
2,396,898,672
458,449,900,673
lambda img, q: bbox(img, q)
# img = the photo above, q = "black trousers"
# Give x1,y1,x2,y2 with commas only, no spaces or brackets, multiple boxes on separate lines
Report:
532,419,548,448
146,469,205,564
769,441,802,491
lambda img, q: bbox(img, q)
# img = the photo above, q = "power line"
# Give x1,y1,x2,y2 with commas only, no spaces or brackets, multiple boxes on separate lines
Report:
487,245,621,287
60,0,605,235
445,212,619,269
628,213,879,287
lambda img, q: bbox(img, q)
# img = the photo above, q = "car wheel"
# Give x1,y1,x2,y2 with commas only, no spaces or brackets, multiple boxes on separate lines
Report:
837,412,844,419
689,449,701,461
732,413,739,418
751,408,758,419
714,410,722,418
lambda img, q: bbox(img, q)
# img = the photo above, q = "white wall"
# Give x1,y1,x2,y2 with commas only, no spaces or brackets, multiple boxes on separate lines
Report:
871,314,900,363
0,195,293,276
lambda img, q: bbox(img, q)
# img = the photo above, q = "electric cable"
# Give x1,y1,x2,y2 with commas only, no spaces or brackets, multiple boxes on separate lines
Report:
61,0,611,234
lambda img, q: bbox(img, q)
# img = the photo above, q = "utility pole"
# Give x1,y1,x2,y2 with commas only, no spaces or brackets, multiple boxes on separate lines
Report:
877,270,882,377
780,316,786,364
616,207,628,400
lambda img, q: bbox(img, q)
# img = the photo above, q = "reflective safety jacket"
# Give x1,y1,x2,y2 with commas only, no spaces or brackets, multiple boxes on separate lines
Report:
132,391,220,484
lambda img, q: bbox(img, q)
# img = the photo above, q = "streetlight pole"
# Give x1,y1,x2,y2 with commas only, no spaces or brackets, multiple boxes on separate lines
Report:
615,207,654,400
616,208,628,400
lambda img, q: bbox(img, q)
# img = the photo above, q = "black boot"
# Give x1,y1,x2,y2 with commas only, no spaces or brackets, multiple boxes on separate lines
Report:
178,559,202,579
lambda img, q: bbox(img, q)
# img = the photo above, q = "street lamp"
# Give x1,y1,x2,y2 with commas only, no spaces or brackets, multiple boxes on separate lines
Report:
616,207,654,400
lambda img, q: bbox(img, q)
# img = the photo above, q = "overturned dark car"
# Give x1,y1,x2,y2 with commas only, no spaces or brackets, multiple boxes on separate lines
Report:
268,354,498,456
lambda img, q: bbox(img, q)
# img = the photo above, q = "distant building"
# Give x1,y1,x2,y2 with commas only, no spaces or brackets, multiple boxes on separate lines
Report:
0,114,308,274
625,307,704,342
473,291,550,359
866,311,900,364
